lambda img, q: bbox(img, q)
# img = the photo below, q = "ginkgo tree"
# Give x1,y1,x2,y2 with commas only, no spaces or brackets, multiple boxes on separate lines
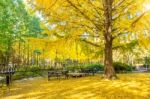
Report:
28,0,150,79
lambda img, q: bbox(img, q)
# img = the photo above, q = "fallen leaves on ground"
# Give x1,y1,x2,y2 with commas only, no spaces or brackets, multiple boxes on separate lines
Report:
0,73,150,99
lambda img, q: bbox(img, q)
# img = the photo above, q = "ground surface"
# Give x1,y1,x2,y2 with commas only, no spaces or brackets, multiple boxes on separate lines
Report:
0,73,150,99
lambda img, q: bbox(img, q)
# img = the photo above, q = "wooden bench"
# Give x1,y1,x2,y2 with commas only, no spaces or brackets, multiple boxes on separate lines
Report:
80,68,96,76
48,68,96,80
48,70,68,80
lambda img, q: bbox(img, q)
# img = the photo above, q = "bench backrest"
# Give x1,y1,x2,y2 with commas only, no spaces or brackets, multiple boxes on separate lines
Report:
48,70,68,76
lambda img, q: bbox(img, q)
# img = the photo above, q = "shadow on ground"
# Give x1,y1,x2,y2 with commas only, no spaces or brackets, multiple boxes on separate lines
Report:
0,73,150,99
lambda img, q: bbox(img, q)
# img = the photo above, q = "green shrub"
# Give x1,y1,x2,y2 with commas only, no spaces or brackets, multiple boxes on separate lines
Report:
83,63,104,71
13,66,45,80
144,56,150,68
66,63,104,71
113,62,132,73
66,65,81,71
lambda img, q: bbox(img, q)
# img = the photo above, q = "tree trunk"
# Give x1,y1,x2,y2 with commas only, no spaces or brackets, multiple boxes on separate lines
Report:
104,39,116,79
102,0,117,79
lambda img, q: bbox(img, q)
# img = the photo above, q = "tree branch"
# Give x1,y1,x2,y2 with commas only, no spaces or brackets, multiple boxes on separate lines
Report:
131,10,150,27
112,0,125,10
112,1,133,20
66,0,102,31
81,39,100,47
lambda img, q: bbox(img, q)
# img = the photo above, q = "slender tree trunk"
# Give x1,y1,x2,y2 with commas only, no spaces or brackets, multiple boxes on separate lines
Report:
5,40,12,66
18,41,21,67
27,42,30,66
102,0,117,79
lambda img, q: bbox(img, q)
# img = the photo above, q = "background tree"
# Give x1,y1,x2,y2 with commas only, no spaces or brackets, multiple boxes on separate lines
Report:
0,0,42,67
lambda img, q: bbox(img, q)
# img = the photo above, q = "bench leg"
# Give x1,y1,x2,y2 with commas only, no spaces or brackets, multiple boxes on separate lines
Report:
57,76,60,80
10,75,12,83
6,75,10,86
48,76,50,81
64,74,69,79
56,75,61,80
66,75,69,79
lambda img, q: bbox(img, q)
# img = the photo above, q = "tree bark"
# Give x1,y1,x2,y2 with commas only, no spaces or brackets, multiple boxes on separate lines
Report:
102,0,117,79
